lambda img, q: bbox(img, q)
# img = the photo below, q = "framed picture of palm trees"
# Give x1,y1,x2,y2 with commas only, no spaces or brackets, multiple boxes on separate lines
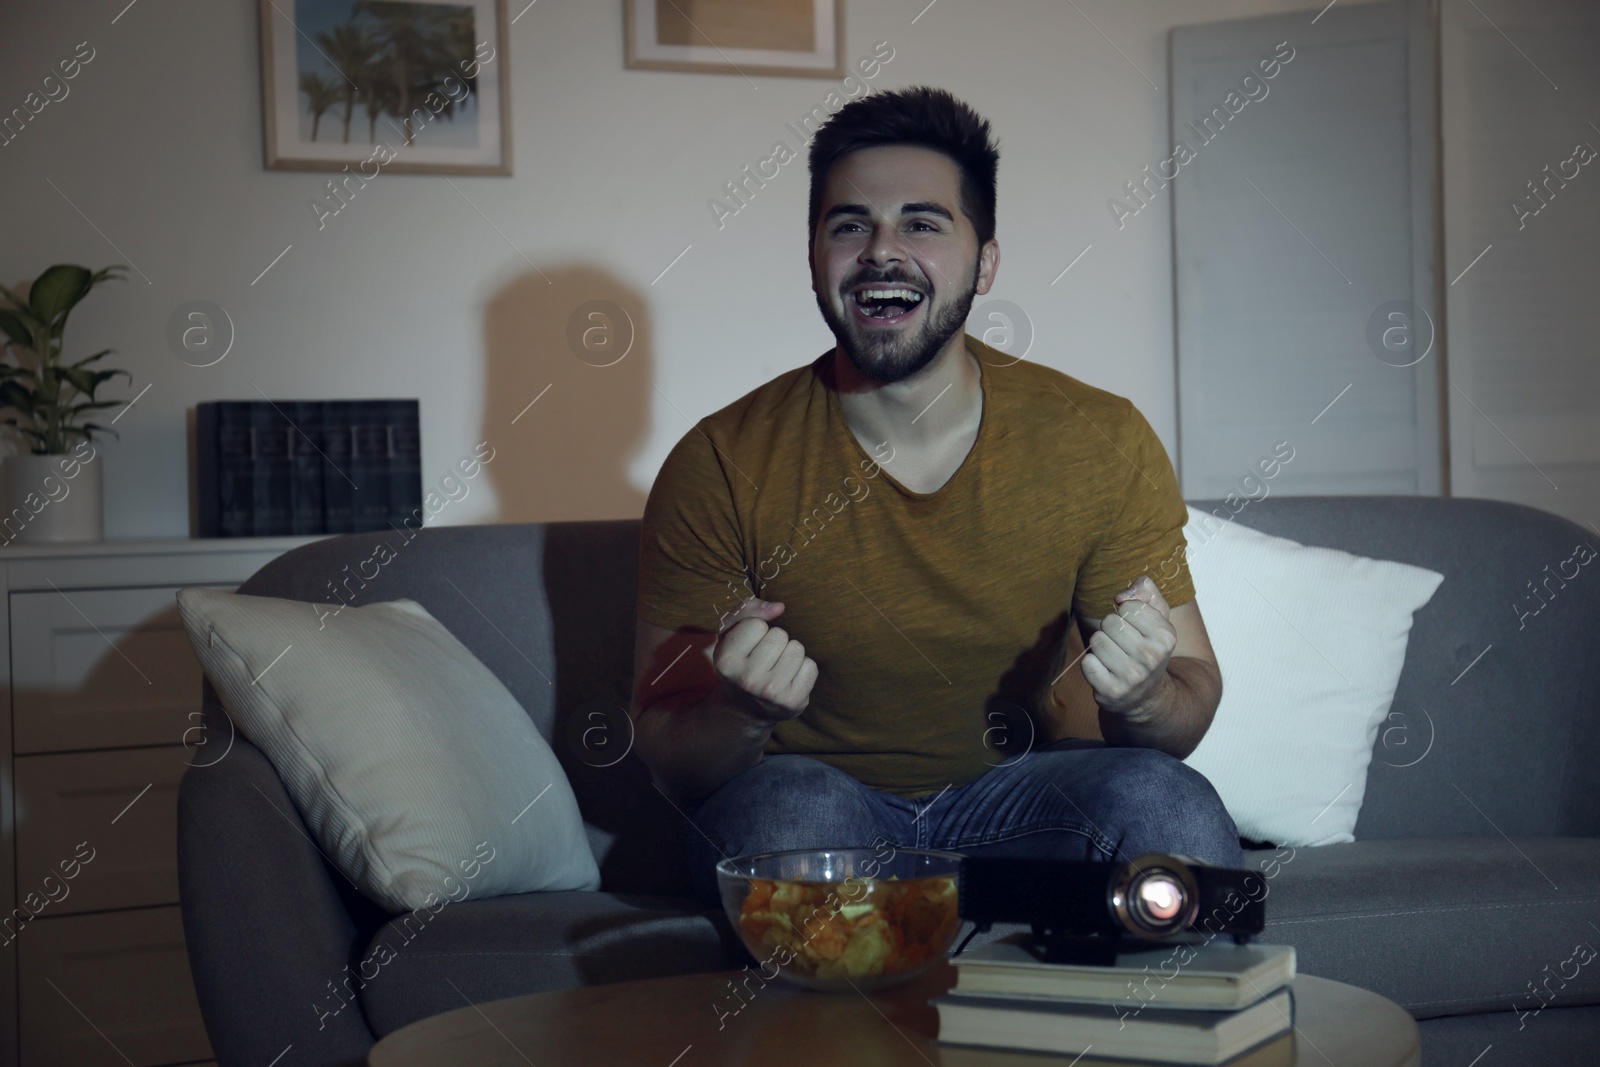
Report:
260,0,512,175
624,0,844,79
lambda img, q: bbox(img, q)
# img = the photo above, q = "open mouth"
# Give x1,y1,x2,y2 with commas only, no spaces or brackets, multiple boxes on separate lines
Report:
851,286,925,325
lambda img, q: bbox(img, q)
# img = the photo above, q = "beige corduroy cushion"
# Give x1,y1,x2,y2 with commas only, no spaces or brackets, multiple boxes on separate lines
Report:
176,587,600,912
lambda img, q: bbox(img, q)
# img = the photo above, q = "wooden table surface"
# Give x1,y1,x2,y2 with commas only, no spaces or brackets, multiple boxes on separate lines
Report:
369,962,1421,1066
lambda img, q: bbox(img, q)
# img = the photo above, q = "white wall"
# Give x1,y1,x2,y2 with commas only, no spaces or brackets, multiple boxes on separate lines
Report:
0,0,1367,537
1440,0,1600,529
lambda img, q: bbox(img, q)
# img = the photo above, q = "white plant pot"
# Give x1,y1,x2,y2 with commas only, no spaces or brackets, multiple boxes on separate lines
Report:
2,452,103,545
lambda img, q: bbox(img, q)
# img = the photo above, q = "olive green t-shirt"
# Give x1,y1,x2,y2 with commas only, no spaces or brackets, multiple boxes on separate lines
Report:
637,333,1195,798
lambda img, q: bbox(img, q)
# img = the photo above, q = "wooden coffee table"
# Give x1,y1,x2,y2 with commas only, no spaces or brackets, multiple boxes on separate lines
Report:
369,960,1419,1066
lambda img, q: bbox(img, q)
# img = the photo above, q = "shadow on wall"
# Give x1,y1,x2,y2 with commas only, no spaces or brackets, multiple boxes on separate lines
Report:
480,265,653,523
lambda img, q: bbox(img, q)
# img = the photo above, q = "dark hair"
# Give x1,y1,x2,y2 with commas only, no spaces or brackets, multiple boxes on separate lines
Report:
807,86,1000,250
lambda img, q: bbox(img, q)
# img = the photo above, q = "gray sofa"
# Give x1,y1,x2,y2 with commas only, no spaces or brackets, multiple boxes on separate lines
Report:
178,496,1600,1065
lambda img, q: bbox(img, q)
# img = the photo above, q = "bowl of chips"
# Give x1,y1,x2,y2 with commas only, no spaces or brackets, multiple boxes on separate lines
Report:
715,846,964,992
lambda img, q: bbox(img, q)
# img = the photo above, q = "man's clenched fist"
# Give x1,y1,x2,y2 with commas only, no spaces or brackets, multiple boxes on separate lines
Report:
1083,575,1178,717
713,597,818,724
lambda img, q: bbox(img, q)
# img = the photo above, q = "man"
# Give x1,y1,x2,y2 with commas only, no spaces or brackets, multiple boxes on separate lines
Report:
631,86,1242,908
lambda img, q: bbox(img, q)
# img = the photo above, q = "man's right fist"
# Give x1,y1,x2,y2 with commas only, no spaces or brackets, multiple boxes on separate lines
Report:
713,597,818,723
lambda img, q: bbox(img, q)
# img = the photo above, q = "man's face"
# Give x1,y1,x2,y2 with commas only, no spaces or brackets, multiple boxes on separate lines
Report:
811,145,996,383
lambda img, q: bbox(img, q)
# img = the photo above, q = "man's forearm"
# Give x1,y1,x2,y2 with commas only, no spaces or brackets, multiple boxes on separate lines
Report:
1097,655,1221,759
636,684,774,808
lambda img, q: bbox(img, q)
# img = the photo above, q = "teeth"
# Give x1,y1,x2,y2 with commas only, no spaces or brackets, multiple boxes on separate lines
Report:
854,288,923,303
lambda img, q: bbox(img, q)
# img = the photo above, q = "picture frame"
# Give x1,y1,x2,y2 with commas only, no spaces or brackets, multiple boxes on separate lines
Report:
624,0,844,79
259,0,512,176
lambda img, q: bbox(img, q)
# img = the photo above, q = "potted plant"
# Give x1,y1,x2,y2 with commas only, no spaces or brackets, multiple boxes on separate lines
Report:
0,264,130,543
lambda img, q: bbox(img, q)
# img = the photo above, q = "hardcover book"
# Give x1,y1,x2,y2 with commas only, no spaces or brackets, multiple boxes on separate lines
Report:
289,400,325,536
322,401,356,534
385,399,422,528
249,404,293,536
349,401,391,532
935,985,1296,1065
195,399,421,538
951,935,1295,1012
196,401,255,538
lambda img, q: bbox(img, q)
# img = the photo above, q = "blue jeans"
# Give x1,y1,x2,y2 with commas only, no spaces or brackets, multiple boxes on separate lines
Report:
685,739,1245,909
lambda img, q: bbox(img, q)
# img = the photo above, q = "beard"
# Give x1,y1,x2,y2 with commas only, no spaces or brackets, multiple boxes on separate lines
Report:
815,261,979,384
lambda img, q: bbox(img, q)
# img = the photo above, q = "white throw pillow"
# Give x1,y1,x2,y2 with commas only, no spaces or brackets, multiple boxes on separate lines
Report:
176,588,600,912
1178,512,1444,847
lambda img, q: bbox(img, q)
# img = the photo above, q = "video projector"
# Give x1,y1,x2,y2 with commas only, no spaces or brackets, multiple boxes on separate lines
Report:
957,852,1266,965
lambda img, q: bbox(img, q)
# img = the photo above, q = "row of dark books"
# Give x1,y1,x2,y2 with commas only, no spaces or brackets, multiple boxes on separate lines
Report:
937,934,1297,1064
196,400,421,537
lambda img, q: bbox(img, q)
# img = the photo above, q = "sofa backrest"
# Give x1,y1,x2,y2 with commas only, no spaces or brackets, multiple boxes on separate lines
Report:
234,496,1599,901
1192,495,1600,841
235,519,694,897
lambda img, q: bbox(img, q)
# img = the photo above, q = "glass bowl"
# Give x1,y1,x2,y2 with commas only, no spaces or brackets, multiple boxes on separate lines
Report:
715,847,964,992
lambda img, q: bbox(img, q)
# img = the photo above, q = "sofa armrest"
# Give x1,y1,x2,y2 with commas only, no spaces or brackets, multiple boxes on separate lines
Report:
178,690,386,1066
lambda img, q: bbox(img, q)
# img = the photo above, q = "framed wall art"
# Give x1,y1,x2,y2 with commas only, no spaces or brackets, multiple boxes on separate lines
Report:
624,0,844,79
260,0,512,175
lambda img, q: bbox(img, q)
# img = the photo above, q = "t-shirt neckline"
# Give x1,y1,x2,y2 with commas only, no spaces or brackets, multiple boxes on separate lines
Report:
826,334,989,502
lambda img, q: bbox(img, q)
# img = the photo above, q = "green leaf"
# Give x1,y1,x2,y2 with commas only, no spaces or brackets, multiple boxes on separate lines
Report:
0,292,43,349
0,379,36,414
58,366,124,398
0,281,34,312
0,309,32,349
63,422,118,443
57,367,92,397
0,266,129,456
27,265,93,327
85,370,129,401
69,348,114,368
63,399,123,414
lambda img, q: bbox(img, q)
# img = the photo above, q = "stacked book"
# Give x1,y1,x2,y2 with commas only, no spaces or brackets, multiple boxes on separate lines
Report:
936,935,1297,1065
196,400,422,537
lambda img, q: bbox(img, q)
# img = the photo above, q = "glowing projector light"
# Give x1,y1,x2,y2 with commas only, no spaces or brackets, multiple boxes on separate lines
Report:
1113,856,1200,937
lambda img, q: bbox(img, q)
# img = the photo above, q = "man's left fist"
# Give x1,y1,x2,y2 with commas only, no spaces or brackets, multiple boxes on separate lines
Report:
1082,575,1177,717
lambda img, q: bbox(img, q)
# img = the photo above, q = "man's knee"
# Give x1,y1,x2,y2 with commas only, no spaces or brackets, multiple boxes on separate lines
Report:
690,755,883,854
1099,748,1242,867
684,756,888,908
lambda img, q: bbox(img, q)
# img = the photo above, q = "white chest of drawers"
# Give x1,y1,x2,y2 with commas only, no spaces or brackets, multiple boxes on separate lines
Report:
0,537,315,1067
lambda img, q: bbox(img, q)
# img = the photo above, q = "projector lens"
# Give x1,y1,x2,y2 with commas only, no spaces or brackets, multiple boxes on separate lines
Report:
1138,875,1184,920
1111,854,1200,938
